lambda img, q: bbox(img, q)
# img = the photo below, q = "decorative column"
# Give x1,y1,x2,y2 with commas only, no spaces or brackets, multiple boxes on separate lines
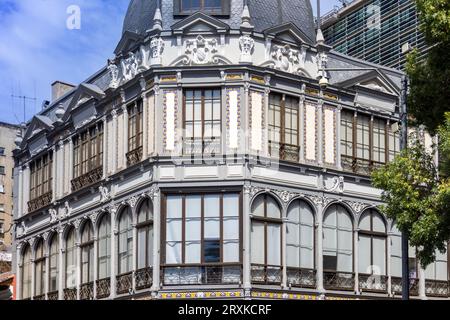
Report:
122,104,129,167
299,95,305,163
110,205,118,299
56,140,64,199
102,116,108,178
17,166,23,218
51,146,57,202
58,228,64,300
316,201,325,293
150,186,161,296
336,105,343,170
31,256,36,300
140,78,149,160
16,243,22,300
281,215,288,289
68,139,74,186
111,110,118,174
418,264,427,299
386,231,392,296
93,231,98,300
131,211,137,293
317,100,324,166
354,228,359,293
75,239,81,300
263,85,270,158
44,233,50,299
22,164,30,217
242,185,252,296
243,82,250,155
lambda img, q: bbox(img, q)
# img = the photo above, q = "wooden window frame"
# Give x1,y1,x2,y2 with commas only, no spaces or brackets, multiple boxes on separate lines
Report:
29,152,53,202
183,88,222,155
136,199,154,270
174,0,231,16
72,122,104,179
268,93,300,162
127,99,144,160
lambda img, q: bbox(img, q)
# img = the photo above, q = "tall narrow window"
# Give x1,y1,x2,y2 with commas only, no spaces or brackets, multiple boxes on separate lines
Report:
163,193,241,285
21,245,32,299
97,214,111,299
372,118,386,166
268,94,299,162
286,200,315,288
388,123,400,161
358,209,387,292
98,214,111,280
340,110,354,171
356,114,370,161
80,222,94,285
136,199,154,289
28,152,53,212
250,194,282,284
65,228,76,290
48,234,59,296
184,89,221,156
127,99,144,166
34,240,46,298
72,122,103,191
117,207,133,275
323,204,354,290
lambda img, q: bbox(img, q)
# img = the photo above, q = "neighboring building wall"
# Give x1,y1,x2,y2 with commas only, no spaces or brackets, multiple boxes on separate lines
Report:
0,122,21,271
322,0,428,71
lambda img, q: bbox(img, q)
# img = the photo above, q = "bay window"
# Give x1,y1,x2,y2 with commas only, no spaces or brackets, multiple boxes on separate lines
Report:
127,99,143,166
323,204,354,290
250,194,282,285
268,93,299,162
163,193,241,285
358,209,387,292
183,89,221,156
72,122,103,191
286,200,315,288
28,152,53,212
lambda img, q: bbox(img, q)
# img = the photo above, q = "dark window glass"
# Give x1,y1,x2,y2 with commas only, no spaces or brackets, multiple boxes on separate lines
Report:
204,240,220,263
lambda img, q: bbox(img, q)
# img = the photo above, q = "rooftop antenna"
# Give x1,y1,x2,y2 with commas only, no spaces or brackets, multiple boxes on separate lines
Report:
11,93,37,124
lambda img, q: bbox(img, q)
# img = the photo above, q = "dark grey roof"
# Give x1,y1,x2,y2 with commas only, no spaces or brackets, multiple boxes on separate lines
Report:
122,0,316,41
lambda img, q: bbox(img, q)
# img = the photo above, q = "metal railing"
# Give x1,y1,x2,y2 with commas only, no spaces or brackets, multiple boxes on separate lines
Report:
269,141,300,162
47,291,59,300
79,282,94,300
96,277,111,299
358,273,388,293
63,288,77,300
33,294,46,301
116,272,133,295
126,146,143,167
425,279,449,297
390,276,419,296
162,264,242,286
323,271,355,291
71,166,103,192
135,267,153,290
286,267,316,288
27,191,52,213
183,137,221,156
341,155,385,175
251,264,282,285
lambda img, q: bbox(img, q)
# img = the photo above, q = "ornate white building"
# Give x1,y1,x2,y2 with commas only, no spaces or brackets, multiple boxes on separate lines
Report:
12,0,448,300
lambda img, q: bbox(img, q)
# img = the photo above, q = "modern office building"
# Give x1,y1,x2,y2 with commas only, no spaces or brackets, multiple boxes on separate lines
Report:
12,0,448,301
321,0,428,70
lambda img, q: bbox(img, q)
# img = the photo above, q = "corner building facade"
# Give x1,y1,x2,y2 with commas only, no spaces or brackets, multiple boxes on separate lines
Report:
12,0,449,300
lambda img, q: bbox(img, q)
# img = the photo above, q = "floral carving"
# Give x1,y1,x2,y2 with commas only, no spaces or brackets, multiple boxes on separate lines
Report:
269,44,307,74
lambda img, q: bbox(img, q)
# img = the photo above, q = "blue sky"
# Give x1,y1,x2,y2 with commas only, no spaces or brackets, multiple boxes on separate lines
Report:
0,0,341,125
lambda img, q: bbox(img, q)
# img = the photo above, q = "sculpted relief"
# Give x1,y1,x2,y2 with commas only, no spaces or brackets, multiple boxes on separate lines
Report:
264,44,307,75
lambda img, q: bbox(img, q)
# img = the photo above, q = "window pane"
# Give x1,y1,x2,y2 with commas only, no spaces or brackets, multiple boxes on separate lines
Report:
251,222,265,264
267,224,281,266
204,240,221,263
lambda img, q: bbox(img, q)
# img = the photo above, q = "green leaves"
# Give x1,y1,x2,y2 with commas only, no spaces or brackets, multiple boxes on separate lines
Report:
372,138,449,268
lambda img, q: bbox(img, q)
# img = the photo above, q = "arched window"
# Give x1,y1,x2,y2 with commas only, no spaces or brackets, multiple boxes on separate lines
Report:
358,209,387,292
21,245,32,299
98,214,111,281
117,207,133,275
286,200,315,287
251,194,282,284
48,234,59,295
65,228,76,289
80,222,94,285
323,204,353,290
358,210,387,275
34,240,46,298
390,223,418,295
136,199,153,289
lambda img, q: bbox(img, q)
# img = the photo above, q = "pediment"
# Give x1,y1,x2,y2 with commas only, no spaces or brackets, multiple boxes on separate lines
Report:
264,22,314,45
63,83,105,122
171,12,230,33
23,115,53,143
336,70,400,96
114,31,143,55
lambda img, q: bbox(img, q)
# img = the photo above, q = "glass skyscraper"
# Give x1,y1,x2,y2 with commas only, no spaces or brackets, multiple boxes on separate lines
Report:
322,0,428,70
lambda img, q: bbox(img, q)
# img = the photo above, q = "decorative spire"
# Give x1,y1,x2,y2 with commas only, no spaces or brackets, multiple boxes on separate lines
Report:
151,0,162,32
240,0,254,32
316,0,324,44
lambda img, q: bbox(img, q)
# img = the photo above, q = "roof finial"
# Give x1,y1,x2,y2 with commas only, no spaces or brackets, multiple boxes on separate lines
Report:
152,0,163,32
240,0,254,32
316,0,324,44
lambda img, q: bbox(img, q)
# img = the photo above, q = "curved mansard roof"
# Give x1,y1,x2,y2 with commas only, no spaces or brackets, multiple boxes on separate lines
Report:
122,0,316,41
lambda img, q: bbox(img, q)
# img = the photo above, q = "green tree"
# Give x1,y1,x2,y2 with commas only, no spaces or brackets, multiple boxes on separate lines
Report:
372,138,450,267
